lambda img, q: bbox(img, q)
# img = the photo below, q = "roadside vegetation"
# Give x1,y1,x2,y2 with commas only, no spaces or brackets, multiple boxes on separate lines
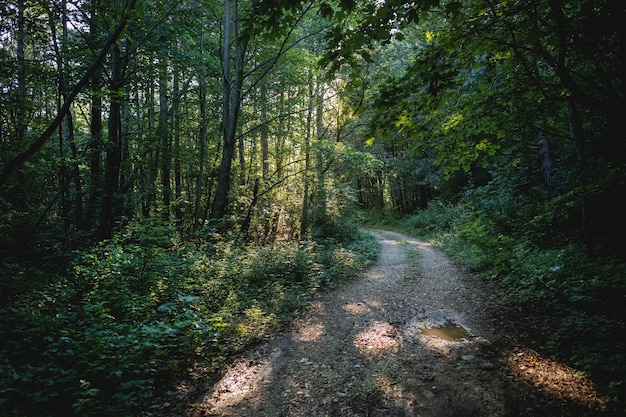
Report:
361,198,626,414
0,219,379,417
1,0,624,415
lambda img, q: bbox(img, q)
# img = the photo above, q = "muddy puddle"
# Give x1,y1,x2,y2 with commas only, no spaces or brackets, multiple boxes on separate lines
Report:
420,322,471,341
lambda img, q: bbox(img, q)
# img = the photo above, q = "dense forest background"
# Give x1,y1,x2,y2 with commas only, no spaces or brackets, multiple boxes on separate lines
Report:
1,0,624,415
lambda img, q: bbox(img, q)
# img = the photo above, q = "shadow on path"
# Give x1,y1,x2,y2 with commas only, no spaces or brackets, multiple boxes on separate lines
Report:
185,230,605,417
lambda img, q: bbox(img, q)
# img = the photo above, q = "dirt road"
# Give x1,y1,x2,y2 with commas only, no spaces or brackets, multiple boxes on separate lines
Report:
185,230,604,417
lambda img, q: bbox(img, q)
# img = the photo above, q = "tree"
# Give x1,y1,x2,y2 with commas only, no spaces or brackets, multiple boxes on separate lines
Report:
348,0,624,255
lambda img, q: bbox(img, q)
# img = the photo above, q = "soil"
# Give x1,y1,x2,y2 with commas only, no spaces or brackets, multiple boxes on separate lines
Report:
174,230,606,417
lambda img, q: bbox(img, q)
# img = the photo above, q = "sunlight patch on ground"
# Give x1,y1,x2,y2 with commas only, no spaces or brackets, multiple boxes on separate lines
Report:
294,322,325,342
198,358,271,413
343,299,383,315
292,300,327,342
504,347,606,409
306,300,326,314
379,238,403,246
354,321,402,357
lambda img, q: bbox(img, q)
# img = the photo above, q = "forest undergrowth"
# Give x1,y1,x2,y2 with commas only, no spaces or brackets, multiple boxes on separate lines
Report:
360,201,626,415
0,218,379,417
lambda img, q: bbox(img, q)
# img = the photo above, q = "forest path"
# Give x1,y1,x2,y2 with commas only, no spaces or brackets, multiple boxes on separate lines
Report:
183,230,604,417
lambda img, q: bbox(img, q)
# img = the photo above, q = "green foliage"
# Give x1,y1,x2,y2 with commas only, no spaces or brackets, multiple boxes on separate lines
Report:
317,230,380,287
404,199,460,239
0,216,377,416
367,192,626,412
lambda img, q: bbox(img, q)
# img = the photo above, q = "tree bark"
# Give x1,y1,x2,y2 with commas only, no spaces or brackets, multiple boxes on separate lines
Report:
569,104,593,257
195,62,207,228
98,32,123,239
173,62,183,221
16,0,26,145
538,134,554,197
158,51,171,210
211,0,248,224
260,84,270,179
86,0,103,228
300,70,314,236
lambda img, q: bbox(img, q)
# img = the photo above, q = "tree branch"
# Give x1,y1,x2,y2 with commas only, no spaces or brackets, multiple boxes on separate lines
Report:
0,0,138,190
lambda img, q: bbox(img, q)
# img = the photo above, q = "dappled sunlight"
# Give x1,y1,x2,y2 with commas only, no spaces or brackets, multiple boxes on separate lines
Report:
306,300,326,315
343,301,370,315
183,231,610,416
378,238,403,246
353,321,403,357
294,322,325,342
409,240,433,251
503,346,605,409
292,301,327,343
198,357,274,414
343,299,383,315
376,375,421,413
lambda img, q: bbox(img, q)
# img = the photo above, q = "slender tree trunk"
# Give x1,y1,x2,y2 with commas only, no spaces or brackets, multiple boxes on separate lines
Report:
120,80,132,216
569,104,593,257
86,1,103,228
241,177,259,239
16,0,26,144
99,1,124,239
313,78,327,228
144,81,158,217
260,84,270,179
300,70,314,236
276,88,285,179
173,63,183,221
68,118,83,230
158,51,171,211
49,0,83,233
194,20,208,228
211,0,248,224
0,0,136,189
51,1,70,233
61,2,83,231
195,73,207,228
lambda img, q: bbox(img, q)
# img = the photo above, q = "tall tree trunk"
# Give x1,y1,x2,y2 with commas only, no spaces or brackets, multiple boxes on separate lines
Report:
195,67,207,228
144,82,158,217
99,1,124,239
61,0,83,231
300,70,314,236
173,62,183,221
50,1,70,233
87,0,103,228
68,116,83,230
49,0,84,234
120,80,132,216
313,78,327,228
158,51,171,211
569,104,593,257
260,84,270,179
276,88,286,179
16,0,26,144
194,20,208,228
211,0,248,224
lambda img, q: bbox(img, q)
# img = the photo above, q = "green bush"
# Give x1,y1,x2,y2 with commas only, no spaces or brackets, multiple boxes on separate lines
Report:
0,217,378,417
373,192,626,412
317,230,379,287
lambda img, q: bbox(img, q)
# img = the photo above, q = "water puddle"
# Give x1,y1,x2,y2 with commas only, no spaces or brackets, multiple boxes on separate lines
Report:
420,322,470,341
